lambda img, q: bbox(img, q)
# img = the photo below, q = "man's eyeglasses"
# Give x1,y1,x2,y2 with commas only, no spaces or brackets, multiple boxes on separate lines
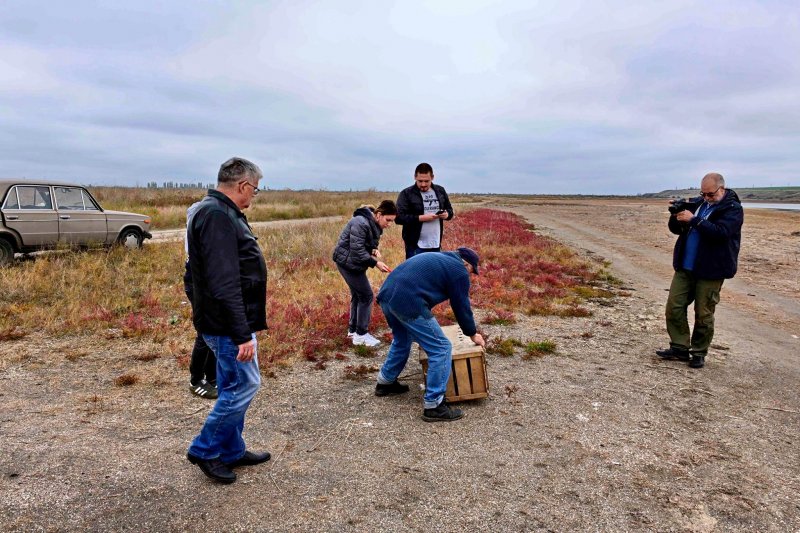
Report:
241,181,260,195
700,186,722,198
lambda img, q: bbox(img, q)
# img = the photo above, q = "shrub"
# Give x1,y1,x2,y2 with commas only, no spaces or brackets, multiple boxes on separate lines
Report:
343,364,378,380
523,340,557,359
481,310,517,326
486,336,523,357
113,373,139,386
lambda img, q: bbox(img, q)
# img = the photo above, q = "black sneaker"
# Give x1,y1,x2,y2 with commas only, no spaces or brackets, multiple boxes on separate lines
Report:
189,380,218,399
422,400,464,422
689,355,705,368
655,347,690,361
375,380,410,397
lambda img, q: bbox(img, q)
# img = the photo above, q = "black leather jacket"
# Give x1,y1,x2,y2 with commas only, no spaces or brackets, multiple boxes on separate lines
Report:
187,190,267,344
395,183,453,256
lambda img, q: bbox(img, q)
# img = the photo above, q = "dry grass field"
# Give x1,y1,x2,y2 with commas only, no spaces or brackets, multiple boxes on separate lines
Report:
90,187,488,230
0,204,611,371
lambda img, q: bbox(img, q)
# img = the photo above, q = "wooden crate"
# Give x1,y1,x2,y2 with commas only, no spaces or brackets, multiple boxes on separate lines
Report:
419,325,489,402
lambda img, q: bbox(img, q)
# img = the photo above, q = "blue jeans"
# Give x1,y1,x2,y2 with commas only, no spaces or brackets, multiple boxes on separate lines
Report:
378,303,452,409
188,333,261,462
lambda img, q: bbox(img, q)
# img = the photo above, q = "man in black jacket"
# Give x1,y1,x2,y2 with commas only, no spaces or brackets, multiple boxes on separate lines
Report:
186,157,271,484
657,173,743,369
395,162,454,259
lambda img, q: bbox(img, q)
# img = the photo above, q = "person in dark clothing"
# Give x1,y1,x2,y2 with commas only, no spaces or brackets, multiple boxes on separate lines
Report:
332,200,396,347
184,265,217,399
656,172,744,369
186,157,271,484
395,162,454,259
374,248,485,422
184,200,217,399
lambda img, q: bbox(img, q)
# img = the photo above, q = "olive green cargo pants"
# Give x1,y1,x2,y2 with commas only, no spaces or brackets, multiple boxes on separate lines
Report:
665,270,724,356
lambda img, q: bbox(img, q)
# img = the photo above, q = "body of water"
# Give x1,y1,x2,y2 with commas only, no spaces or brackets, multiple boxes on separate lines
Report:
742,202,800,211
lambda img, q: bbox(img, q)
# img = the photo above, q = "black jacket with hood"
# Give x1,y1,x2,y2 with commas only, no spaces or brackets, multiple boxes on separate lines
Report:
332,206,383,272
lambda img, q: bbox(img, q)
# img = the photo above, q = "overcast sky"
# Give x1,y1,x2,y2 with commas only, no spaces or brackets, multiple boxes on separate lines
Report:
1,1,798,194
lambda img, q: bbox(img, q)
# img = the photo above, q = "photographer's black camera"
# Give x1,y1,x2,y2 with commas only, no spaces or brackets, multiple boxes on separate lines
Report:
668,198,701,215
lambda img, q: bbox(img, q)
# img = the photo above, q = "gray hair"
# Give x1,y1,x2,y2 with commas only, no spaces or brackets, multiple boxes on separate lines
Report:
218,157,263,186
702,172,725,188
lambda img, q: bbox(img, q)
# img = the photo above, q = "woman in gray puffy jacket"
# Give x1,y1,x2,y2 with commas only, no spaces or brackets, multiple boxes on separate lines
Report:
332,200,397,347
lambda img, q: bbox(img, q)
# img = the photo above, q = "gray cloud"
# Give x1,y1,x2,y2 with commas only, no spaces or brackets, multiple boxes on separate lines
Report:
1,0,798,193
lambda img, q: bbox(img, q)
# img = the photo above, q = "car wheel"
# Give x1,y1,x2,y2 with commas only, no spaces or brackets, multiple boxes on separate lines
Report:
0,239,14,266
117,228,143,249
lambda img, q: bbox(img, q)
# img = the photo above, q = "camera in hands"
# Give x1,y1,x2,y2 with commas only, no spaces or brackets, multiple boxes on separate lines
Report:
668,198,701,215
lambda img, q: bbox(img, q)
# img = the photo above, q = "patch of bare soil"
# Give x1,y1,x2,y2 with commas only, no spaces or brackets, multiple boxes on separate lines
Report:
1,199,798,531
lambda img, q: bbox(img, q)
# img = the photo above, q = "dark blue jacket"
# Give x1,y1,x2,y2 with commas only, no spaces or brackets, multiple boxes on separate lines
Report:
395,183,453,256
331,207,382,272
187,190,268,344
669,189,743,280
376,251,477,336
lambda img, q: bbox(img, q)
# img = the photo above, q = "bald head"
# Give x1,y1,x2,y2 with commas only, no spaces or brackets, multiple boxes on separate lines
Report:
700,172,726,204
702,173,725,189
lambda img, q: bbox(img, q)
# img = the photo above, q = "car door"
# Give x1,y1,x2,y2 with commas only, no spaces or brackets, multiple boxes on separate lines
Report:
0,185,59,247
53,186,108,245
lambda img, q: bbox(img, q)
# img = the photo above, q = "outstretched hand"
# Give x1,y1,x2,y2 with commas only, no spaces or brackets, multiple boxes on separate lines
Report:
376,261,392,273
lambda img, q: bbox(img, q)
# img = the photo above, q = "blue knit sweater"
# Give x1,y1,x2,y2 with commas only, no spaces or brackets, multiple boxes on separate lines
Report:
376,251,477,336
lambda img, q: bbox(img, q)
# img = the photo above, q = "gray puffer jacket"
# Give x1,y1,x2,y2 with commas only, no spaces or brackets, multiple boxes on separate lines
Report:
332,207,382,272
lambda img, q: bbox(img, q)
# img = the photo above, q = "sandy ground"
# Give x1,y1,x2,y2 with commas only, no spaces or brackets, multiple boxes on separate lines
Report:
1,198,798,532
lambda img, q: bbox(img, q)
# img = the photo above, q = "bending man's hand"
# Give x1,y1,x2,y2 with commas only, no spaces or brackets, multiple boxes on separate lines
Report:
471,333,485,347
237,338,256,362
376,261,392,273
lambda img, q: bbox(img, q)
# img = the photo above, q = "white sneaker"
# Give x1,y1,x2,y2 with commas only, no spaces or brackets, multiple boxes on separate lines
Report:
347,331,356,338
353,332,381,347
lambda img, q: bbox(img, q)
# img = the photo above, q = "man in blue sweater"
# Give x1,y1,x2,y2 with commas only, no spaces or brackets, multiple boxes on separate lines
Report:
374,248,485,421
656,172,743,369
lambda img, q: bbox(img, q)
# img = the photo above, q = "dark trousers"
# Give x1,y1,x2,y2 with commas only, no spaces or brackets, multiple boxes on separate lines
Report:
185,286,217,384
405,246,440,260
189,333,217,384
665,270,724,356
336,264,374,335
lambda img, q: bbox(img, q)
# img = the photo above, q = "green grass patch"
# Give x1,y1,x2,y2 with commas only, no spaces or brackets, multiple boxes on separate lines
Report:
523,340,557,359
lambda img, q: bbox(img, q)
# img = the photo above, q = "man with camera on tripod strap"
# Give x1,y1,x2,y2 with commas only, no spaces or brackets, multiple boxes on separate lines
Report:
656,172,743,369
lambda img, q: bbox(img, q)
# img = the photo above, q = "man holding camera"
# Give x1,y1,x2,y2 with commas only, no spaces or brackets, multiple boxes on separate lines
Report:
395,162,454,259
657,173,743,369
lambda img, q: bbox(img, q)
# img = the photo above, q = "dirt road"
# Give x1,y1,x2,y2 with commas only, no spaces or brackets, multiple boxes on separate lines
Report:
1,199,798,531
506,199,800,370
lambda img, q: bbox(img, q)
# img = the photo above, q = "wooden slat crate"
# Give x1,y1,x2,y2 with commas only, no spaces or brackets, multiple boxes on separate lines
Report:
418,325,489,402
